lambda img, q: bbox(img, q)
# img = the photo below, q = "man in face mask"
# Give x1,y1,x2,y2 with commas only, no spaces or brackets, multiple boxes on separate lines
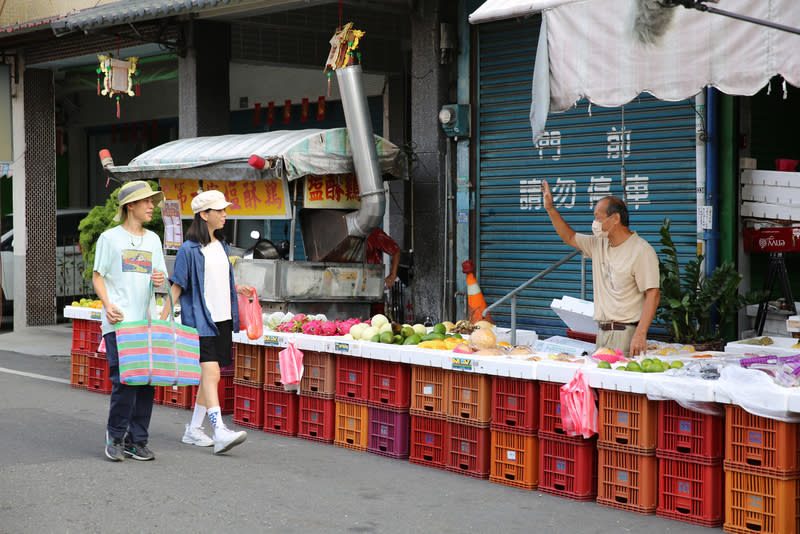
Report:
541,180,660,357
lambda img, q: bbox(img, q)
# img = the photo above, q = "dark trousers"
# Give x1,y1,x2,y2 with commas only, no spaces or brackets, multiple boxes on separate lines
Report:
104,332,155,444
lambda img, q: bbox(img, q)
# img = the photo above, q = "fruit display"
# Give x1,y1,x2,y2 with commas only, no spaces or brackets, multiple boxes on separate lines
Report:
71,298,102,309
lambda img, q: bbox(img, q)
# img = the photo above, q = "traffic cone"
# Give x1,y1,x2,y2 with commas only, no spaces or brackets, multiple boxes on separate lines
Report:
462,260,493,324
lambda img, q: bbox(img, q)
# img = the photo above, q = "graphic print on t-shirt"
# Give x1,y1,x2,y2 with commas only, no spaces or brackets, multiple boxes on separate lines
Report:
121,249,153,274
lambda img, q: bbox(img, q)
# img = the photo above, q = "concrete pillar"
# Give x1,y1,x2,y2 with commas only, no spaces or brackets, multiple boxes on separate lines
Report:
409,0,450,324
383,73,407,250
17,67,56,328
178,20,231,138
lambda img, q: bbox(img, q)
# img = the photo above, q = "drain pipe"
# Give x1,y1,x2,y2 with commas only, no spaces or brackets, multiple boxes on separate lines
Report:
336,64,386,238
695,92,707,267
705,87,720,278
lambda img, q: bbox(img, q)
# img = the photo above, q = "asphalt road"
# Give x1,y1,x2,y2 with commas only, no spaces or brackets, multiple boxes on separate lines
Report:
0,348,716,534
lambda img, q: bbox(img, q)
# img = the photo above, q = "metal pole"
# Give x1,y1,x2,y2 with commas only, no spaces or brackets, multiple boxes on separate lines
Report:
510,294,517,346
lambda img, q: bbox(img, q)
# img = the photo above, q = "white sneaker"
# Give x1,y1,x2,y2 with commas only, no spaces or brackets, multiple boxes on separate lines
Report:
213,426,247,454
182,424,214,447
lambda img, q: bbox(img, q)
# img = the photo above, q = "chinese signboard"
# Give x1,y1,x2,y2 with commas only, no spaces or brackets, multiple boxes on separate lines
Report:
303,174,361,209
160,178,291,219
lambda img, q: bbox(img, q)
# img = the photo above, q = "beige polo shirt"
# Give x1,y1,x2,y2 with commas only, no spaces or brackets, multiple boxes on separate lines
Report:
574,231,660,324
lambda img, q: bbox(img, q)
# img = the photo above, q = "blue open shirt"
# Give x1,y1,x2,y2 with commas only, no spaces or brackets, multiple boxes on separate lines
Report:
169,239,239,337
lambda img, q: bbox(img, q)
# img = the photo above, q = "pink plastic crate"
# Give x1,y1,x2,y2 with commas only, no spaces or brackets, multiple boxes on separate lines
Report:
368,407,410,459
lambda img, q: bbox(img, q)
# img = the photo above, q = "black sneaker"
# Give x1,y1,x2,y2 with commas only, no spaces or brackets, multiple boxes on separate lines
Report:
105,431,124,462
123,440,155,461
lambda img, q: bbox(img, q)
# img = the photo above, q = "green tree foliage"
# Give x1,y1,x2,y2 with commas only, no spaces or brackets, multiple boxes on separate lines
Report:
78,180,163,281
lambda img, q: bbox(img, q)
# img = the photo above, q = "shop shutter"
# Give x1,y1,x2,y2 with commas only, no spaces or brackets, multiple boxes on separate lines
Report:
476,17,699,336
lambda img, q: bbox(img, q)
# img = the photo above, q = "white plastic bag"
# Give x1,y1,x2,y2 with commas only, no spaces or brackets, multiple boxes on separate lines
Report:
716,366,800,423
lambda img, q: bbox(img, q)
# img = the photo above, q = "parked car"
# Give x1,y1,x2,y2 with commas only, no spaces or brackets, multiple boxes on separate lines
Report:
1,209,91,307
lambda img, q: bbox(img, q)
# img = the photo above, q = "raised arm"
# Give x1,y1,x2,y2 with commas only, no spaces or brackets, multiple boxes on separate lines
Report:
542,180,579,249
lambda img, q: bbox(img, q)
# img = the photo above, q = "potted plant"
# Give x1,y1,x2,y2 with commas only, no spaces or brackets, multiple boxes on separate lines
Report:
656,218,763,350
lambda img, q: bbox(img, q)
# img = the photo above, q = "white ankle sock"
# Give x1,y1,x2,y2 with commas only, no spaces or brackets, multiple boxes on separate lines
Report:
191,404,207,428
207,406,223,433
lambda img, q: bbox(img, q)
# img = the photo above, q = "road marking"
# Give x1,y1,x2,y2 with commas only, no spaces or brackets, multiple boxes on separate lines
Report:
0,366,70,384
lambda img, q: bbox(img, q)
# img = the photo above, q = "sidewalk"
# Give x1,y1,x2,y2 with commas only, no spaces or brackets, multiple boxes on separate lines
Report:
0,323,74,356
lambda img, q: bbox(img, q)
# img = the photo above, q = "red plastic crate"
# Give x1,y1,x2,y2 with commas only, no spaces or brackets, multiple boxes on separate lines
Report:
161,384,195,409
538,433,598,501
298,396,335,443
263,388,299,437
409,415,448,470
71,318,103,355
368,407,410,459
300,351,337,398
656,457,724,527
86,353,112,394
566,329,597,344
263,346,283,391
491,376,538,435
598,389,658,454
724,468,800,534
70,352,88,390
234,343,264,384
410,366,448,419
335,355,370,406
334,401,370,452
657,400,724,464
446,422,491,479
233,379,264,430
190,374,235,415
489,429,539,490
368,360,411,411
153,383,164,404
597,443,657,515
539,381,584,442
446,371,492,428
724,404,800,478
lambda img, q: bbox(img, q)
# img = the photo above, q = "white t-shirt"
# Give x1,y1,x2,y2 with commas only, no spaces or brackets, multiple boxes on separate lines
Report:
93,225,167,336
202,240,232,323
574,231,660,324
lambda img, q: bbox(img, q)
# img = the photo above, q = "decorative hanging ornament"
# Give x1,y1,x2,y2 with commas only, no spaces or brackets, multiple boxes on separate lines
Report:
97,54,139,118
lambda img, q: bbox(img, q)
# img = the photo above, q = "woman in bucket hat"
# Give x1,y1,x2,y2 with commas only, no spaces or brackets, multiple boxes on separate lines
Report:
160,189,248,454
93,180,168,461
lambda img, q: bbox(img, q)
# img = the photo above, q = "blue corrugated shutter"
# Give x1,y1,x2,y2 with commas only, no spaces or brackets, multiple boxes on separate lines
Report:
476,17,699,336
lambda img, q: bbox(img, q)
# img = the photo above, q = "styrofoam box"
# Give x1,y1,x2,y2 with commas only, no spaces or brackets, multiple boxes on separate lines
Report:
551,297,597,334
532,335,595,357
741,201,800,222
494,328,538,346
741,169,800,187
725,336,800,356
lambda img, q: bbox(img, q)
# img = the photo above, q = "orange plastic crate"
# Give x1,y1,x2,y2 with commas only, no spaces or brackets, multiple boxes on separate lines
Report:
491,376,538,435
410,366,448,419
234,343,264,384
300,351,336,398
598,389,658,453
409,415,448,470
597,443,658,515
263,346,283,390
334,401,370,452
538,433,598,501
724,405,800,478
657,457,724,528
658,400,724,464
446,422,491,479
489,429,539,490
446,371,492,428
70,352,88,390
724,468,800,534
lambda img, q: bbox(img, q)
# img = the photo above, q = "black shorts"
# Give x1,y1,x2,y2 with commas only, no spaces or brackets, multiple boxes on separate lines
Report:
199,320,233,367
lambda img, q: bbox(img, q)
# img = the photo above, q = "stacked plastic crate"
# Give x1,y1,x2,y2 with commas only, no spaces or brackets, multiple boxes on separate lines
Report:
538,381,598,500
334,355,371,452
261,345,299,436
488,376,540,489
596,390,659,514
297,350,337,443
367,360,411,460
723,405,800,533
70,319,103,391
409,365,449,470
233,342,265,429
446,370,493,479
189,347,235,415
656,400,724,527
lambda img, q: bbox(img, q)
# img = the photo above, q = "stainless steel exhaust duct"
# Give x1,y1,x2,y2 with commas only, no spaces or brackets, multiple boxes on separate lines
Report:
301,64,386,262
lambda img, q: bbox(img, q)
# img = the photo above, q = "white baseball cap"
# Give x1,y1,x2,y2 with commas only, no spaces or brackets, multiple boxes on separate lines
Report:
191,190,233,214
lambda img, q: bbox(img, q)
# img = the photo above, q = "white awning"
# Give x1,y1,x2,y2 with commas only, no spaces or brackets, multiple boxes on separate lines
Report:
470,0,800,143
467,0,582,24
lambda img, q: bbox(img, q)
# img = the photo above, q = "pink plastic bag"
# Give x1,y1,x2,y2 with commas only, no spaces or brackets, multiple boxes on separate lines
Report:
278,341,304,393
559,369,598,439
237,287,263,340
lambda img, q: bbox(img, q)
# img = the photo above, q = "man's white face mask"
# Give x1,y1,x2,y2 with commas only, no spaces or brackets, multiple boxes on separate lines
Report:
592,219,609,238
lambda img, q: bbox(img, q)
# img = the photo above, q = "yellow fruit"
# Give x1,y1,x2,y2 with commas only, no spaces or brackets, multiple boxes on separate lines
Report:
71,301,79,307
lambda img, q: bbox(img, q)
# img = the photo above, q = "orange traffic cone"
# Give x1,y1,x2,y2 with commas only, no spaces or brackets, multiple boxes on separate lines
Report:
462,260,493,324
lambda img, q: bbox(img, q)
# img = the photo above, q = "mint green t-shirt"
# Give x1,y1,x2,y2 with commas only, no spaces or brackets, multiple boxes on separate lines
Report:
93,225,168,336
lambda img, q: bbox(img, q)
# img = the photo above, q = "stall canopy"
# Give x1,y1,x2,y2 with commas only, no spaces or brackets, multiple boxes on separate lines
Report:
470,0,800,143
105,128,408,182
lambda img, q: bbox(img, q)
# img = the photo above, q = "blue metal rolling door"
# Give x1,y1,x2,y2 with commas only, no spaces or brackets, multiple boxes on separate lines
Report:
476,17,699,336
